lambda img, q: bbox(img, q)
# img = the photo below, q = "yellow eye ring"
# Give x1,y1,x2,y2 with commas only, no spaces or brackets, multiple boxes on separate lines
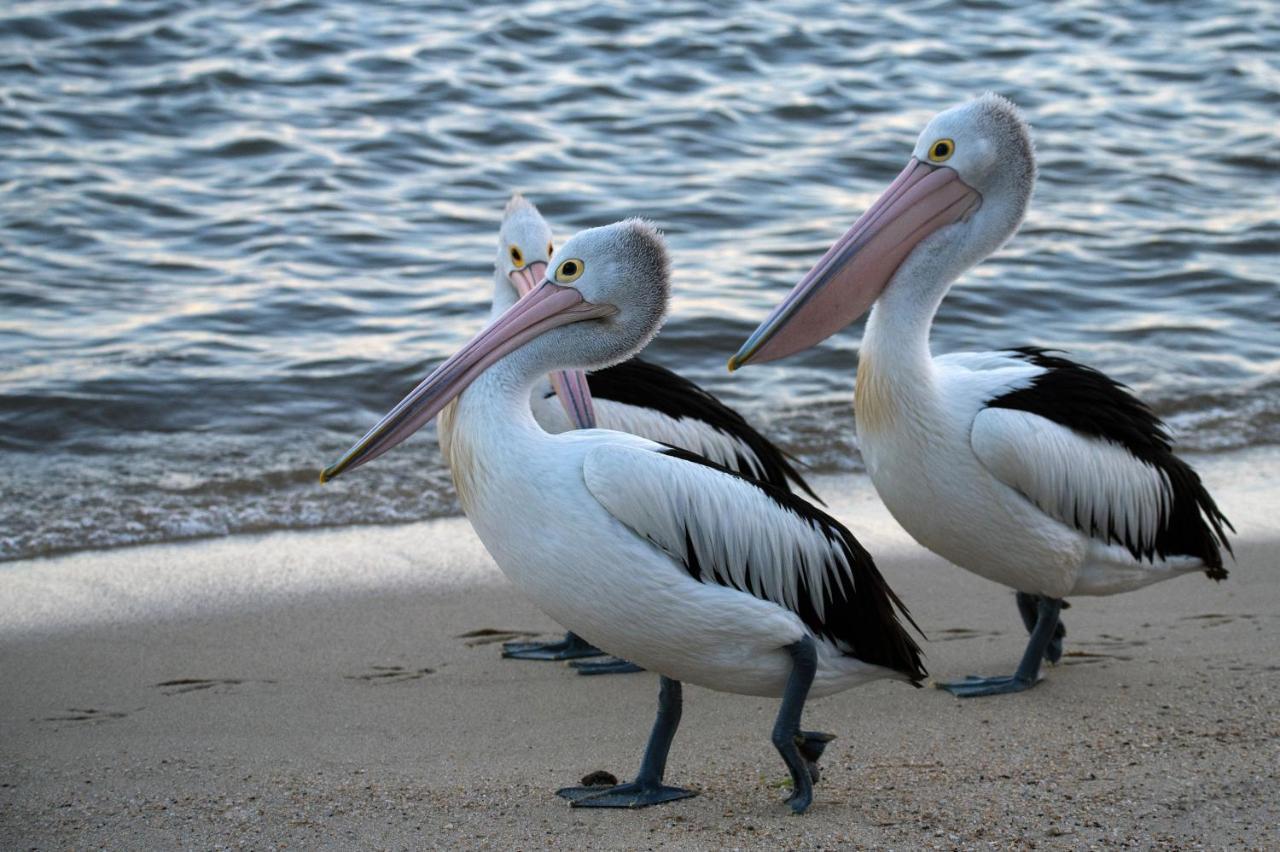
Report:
509,244,524,268
928,138,955,163
554,258,585,284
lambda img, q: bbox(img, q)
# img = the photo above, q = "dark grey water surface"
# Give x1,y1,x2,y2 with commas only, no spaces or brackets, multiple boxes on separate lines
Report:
3,1,1278,561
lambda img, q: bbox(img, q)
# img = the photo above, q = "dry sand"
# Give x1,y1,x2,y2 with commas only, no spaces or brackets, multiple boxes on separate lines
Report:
2,449,1278,850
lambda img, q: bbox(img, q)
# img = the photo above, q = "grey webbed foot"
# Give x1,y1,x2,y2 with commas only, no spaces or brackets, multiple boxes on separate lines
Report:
501,632,606,661
940,672,1036,697
568,657,645,676
943,596,1064,699
560,676,691,809
556,781,696,808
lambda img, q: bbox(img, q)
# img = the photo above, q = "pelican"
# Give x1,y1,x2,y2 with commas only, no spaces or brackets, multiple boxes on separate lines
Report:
730,94,1233,697
323,220,925,812
489,195,819,675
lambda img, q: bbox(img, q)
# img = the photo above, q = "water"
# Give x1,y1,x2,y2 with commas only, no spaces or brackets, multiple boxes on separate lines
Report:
2,0,1277,562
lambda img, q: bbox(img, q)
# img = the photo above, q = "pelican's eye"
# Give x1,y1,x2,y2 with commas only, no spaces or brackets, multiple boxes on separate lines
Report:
928,138,955,163
554,258,585,284
509,244,524,268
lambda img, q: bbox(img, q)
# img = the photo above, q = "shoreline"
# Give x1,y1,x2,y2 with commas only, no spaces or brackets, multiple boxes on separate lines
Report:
2,448,1277,848
5,441,1276,572
3,445,1277,638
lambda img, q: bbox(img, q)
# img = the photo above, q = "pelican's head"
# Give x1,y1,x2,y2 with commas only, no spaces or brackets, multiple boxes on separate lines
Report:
494,194,555,315
730,94,1036,369
492,194,597,428
321,220,669,482
531,218,670,373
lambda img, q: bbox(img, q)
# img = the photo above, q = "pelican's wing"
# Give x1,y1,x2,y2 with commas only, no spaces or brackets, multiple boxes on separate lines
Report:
971,348,1232,574
584,358,821,502
582,443,924,680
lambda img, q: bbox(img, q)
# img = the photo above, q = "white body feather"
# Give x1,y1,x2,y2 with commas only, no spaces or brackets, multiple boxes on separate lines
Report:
836,95,1217,601
857,348,1204,599
447,365,892,698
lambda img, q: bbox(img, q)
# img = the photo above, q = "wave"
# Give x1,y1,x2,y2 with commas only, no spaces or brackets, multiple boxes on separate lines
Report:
3,0,1277,562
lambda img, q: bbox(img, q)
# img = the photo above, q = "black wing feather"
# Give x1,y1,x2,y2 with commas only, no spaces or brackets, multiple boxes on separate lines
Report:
660,446,926,684
988,348,1233,578
584,358,822,503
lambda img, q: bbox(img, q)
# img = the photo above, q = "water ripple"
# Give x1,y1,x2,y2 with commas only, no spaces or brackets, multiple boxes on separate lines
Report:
2,0,1277,561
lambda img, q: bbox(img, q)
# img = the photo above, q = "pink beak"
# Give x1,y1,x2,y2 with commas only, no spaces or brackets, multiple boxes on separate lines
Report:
320,280,613,482
729,159,980,369
509,260,597,429
507,262,546,299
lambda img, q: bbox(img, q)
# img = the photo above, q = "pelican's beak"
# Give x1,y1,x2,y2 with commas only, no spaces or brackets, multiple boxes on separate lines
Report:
729,159,980,370
549,369,597,429
507,261,547,299
509,261,596,429
320,279,613,482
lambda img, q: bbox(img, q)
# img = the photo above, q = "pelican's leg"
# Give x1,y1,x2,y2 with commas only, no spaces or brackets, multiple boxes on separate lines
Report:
568,658,645,676
772,635,826,814
501,631,606,661
556,676,696,808
942,597,1064,697
1015,592,1066,664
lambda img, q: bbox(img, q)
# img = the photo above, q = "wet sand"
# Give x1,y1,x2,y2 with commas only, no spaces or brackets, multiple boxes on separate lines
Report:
2,452,1278,849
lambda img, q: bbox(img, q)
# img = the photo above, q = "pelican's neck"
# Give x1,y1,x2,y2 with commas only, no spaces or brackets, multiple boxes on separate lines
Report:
438,351,544,509
856,161,1031,434
856,264,952,432
862,268,952,374
489,271,517,321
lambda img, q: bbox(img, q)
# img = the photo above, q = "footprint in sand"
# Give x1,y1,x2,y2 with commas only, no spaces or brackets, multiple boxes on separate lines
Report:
1069,633,1147,662
1181,613,1258,628
152,678,275,696
455,627,542,647
1060,650,1125,665
41,707,131,724
343,665,435,684
1226,661,1280,673
931,627,1002,642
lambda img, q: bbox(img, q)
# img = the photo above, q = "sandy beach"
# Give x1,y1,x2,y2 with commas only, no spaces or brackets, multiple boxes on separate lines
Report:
2,449,1277,850
7,0,1278,848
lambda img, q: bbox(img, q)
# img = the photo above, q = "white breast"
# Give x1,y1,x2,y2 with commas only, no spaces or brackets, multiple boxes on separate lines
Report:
452,389,891,697
457,430,806,695
856,355,1086,598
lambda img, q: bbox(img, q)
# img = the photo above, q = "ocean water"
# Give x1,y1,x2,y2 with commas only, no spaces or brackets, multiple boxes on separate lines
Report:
2,0,1277,561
